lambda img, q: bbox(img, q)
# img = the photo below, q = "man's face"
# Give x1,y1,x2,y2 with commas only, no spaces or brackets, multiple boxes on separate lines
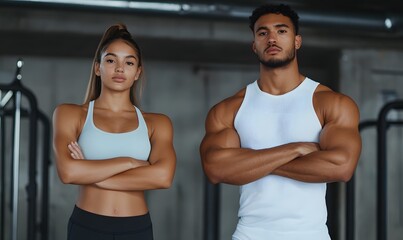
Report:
252,13,301,68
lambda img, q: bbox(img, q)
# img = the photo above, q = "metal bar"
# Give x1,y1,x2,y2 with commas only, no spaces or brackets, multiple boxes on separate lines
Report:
0,106,6,240
11,90,21,240
27,103,38,240
1,0,401,34
358,120,377,131
377,108,388,240
38,111,50,240
345,174,355,240
204,182,220,240
0,91,13,106
11,59,24,240
202,74,220,240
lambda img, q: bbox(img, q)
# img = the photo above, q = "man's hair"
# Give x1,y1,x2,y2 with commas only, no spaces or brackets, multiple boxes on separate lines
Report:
249,4,300,34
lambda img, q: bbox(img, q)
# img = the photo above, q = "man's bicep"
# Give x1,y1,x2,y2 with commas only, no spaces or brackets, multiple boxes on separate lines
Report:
320,124,360,151
200,126,245,184
319,96,361,165
202,127,240,152
202,104,236,148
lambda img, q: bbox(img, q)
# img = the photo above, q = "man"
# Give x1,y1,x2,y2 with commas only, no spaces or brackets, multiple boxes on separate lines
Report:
200,4,361,240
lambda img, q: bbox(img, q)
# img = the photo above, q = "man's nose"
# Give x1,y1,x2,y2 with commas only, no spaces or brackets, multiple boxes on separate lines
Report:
267,33,277,44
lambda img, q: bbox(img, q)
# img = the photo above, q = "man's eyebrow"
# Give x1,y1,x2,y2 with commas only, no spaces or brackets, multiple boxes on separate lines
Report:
255,26,269,33
255,24,290,33
274,23,290,29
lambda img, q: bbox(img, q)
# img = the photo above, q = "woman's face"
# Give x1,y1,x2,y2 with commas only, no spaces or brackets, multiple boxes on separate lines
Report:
95,39,142,93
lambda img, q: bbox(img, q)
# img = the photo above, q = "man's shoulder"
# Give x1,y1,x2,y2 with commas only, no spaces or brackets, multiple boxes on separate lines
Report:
314,83,333,94
314,84,356,103
314,84,359,118
212,87,246,113
206,87,247,128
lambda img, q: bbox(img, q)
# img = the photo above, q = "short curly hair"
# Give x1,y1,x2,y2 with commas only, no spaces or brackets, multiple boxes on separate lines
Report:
249,4,299,35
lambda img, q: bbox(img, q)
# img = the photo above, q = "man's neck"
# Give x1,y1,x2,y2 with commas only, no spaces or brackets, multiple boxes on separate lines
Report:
258,63,304,95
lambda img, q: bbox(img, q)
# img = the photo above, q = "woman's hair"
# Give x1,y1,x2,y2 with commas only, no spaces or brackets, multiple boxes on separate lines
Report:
249,4,300,35
84,23,144,106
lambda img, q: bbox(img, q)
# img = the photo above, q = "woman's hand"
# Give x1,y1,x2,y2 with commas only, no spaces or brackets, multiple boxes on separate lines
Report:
68,141,85,159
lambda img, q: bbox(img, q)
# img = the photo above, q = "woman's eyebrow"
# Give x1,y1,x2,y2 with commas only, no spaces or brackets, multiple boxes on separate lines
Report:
104,53,137,59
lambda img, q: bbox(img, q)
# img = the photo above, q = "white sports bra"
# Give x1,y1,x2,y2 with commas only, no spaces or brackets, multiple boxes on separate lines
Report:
77,100,151,161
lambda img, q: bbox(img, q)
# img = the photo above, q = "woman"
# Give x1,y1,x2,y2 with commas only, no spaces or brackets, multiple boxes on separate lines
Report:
52,23,176,240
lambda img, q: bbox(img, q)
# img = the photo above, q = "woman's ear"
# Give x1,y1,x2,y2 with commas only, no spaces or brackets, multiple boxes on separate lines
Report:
135,66,142,80
95,62,101,76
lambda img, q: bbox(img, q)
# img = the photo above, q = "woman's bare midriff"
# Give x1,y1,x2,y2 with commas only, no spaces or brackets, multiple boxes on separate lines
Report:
76,185,148,217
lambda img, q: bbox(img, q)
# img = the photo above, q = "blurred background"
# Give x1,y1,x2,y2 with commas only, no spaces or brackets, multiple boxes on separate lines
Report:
1,0,403,240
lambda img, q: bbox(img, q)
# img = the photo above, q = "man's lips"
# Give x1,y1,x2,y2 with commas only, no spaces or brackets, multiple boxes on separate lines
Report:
265,46,281,54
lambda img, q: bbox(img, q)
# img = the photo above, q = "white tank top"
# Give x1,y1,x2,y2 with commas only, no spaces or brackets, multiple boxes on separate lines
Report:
233,78,330,240
78,100,151,161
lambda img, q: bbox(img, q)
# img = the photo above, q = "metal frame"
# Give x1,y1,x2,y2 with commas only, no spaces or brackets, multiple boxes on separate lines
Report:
346,101,403,240
0,60,51,240
376,101,403,240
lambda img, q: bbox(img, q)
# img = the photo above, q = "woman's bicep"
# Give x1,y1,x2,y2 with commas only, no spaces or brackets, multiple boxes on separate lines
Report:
52,105,82,178
147,114,176,167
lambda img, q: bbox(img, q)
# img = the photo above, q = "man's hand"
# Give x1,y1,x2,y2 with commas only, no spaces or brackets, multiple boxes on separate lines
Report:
297,143,320,157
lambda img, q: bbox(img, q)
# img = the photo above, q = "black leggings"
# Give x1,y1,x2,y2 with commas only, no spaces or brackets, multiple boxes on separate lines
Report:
67,206,153,240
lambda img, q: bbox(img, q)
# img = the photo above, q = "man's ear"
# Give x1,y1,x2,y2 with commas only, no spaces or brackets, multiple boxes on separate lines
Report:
295,35,302,50
252,41,257,54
